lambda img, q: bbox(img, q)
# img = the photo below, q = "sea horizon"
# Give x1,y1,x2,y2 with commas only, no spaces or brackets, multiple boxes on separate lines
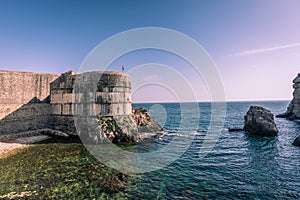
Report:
133,99,291,104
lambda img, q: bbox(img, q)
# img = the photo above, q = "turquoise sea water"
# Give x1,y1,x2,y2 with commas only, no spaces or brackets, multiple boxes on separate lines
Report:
126,101,300,200
1,101,299,199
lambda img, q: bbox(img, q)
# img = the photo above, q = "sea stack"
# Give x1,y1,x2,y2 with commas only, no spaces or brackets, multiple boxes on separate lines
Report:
277,73,300,120
244,106,278,136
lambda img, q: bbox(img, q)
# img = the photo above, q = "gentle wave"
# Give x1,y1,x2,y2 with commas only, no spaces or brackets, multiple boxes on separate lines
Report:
130,101,300,199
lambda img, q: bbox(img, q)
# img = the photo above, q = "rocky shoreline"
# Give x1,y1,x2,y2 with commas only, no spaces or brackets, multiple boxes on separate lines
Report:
0,107,162,158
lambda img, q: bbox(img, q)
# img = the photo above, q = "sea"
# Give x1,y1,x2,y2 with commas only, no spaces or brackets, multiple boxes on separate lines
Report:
123,101,300,200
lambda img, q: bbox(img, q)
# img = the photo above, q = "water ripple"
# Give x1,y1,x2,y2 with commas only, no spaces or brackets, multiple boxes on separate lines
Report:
129,102,300,199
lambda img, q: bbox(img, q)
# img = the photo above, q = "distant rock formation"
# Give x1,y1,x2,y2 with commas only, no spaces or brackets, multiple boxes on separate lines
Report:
277,73,300,120
244,106,278,136
292,135,300,146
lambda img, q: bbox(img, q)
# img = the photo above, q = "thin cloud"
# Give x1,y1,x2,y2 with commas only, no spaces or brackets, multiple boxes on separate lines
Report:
229,42,300,57
293,52,300,57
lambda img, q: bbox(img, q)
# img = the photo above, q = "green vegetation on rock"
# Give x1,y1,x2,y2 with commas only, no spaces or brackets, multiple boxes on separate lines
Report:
0,143,131,199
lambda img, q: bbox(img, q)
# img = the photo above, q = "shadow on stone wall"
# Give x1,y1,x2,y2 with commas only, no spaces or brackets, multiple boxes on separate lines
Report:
0,96,54,135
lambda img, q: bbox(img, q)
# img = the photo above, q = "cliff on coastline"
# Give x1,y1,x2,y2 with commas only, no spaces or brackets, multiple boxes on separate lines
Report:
277,73,300,120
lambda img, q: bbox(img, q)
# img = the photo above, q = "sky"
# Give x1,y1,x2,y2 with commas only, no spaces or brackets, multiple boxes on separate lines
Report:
0,0,300,102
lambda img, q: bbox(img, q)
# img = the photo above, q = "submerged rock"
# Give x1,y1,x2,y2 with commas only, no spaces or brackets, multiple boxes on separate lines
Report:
243,106,278,136
292,135,300,146
277,73,300,120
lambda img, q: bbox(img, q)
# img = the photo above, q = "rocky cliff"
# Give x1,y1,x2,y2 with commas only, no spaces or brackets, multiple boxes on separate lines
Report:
277,73,300,119
79,107,163,144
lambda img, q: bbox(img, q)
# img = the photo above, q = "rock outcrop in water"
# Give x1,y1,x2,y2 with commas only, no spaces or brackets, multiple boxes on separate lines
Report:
292,135,300,146
80,107,163,144
244,106,278,136
132,107,163,134
277,73,300,120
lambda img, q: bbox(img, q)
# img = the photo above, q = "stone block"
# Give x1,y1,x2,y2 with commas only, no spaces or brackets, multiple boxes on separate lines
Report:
51,93,63,103
63,93,74,104
52,104,62,115
62,103,72,115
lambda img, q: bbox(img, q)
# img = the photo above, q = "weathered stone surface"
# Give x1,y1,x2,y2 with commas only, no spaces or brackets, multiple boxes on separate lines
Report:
277,73,300,120
292,135,300,146
15,135,51,144
53,71,132,117
0,70,161,144
39,129,69,138
244,106,278,136
0,103,53,135
0,70,59,120
0,128,68,143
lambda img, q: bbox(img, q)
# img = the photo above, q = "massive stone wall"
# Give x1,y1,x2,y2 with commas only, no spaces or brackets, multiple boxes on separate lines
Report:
0,70,59,120
0,70,162,142
0,103,52,135
49,71,132,134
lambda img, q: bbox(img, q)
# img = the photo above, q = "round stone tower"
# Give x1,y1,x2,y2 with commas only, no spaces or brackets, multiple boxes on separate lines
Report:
51,71,132,117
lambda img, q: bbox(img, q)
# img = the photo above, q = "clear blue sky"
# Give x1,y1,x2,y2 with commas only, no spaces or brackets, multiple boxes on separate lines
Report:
1,0,300,102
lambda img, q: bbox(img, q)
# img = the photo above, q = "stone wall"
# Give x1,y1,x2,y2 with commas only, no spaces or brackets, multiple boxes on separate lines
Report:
0,70,59,120
49,71,132,134
0,70,162,143
51,71,132,117
0,103,53,135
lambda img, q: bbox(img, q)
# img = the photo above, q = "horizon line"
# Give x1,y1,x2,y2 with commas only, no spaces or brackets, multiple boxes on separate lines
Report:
132,99,290,104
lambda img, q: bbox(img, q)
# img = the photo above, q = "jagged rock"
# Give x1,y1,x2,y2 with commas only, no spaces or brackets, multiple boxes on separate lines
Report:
277,73,300,120
132,107,163,134
80,107,163,144
292,135,300,146
244,106,278,136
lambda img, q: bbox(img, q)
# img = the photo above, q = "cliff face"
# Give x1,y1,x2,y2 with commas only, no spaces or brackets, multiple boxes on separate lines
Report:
277,73,300,119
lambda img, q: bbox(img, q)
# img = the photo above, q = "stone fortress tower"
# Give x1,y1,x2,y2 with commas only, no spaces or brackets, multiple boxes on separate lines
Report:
51,71,132,117
0,70,161,143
